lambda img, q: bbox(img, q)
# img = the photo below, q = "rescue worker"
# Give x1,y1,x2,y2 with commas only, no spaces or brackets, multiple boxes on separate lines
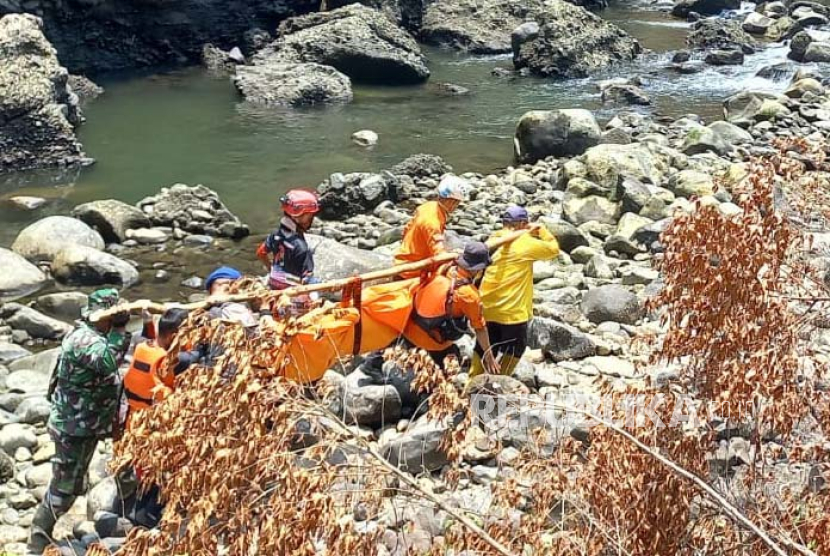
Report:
472,206,560,377
205,266,243,298
394,175,468,277
28,290,131,554
123,308,192,422
257,189,320,290
404,242,500,373
122,308,192,529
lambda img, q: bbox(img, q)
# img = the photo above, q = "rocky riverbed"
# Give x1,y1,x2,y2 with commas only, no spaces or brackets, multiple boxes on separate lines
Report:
1,0,830,553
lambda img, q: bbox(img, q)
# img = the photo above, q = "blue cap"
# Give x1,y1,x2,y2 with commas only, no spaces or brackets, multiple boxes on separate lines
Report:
502,205,529,223
205,266,242,292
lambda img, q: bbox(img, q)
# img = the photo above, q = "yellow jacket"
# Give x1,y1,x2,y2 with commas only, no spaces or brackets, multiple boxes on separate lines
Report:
480,227,560,324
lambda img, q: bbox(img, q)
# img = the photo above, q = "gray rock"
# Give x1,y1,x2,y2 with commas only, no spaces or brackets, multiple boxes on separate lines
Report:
723,91,791,126
126,228,168,245
12,216,104,263
803,41,830,62
563,195,620,226
789,30,814,62
181,276,204,289
342,369,403,427
687,18,756,52
71,199,151,243
668,170,715,198
380,417,449,473
387,154,452,178
87,477,130,518
708,120,753,145
620,266,659,285
682,127,731,155
511,21,540,54
24,462,51,488
514,109,601,163
35,292,88,322
0,524,27,545
616,212,654,239
513,0,641,78
600,83,651,105
632,218,671,247
4,304,72,339
421,0,545,54
94,512,133,538
0,423,37,455
604,234,644,257
137,184,249,239
540,218,589,253
51,245,139,288
0,14,88,173
7,196,47,211
705,49,744,66
14,397,50,425
8,347,60,374
317,172,395,219
577,143,669,189
308,235,392,280
743,12,773,34
0,450,14,482
584,254,614,279
580,284,643,324
0,342,31,366
4,370,50,394
0,248,49,302
234,61,353,107
528,318,597,362
672,0,739,17
67,74,104,104
263,5,429,84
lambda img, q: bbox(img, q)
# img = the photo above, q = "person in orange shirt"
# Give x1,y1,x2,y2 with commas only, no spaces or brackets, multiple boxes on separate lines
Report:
395,175,468,276
404,242,500,373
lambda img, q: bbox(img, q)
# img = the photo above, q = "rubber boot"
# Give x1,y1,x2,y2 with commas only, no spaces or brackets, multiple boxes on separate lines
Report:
26,501,57,554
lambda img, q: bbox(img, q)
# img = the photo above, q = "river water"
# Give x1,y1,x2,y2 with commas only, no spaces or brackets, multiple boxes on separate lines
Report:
0,2,801,249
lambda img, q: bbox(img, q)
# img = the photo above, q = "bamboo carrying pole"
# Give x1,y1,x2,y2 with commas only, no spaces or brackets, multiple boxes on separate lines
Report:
89,226,538,323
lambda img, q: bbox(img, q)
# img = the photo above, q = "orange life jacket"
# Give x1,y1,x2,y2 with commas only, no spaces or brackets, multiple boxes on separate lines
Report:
124,342,170,414
411,273,470,344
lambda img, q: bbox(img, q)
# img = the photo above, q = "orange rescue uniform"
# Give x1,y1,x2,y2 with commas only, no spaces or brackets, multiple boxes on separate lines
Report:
394,201,448,276
403,268,486,352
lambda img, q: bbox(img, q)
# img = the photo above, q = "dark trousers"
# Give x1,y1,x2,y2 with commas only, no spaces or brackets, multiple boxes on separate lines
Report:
474,321,528,361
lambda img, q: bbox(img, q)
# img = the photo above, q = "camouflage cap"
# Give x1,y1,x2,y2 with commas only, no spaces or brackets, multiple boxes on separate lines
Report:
81,288,121,319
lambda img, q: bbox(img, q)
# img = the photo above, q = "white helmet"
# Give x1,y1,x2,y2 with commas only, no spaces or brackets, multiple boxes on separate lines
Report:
437,174,469,202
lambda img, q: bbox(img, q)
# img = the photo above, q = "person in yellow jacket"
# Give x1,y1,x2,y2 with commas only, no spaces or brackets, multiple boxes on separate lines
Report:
471,206,560,377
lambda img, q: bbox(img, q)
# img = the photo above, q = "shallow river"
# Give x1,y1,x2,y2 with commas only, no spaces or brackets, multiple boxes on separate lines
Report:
0,2,803,249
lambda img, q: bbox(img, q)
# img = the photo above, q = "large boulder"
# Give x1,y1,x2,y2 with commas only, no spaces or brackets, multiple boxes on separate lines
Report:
12,216,104,263
0,248,48,301
0,342,31,366
743,12,773,35
687,19,757,52
580,284,643,324
576,143,670,190
667,170,715,198
540,218,589,253
234,61,353,107
34,292,88,321
71,199,152,243
51,245,140,288
682,126,731,155
512,0,641,78
723,91,791,127
341,369,402,427
379,417,449,473
136,184,249,239
528,318,596,362
672,0,740,17
514,109,601,163
387,154,452,178
2,303,72,339
307,235,393,280
0,14,87,173
262,5,429,84
317,172,394,219
72,199,150,243
421,0,546,54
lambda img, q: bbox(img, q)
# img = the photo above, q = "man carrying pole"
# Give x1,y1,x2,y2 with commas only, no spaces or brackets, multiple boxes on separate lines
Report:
471,207,560,377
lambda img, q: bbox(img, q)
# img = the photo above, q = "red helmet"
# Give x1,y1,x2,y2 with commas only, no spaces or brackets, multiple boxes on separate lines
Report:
281,189,320,217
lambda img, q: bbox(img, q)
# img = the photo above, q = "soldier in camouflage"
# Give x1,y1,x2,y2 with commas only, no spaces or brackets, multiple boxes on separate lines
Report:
28,289,132,554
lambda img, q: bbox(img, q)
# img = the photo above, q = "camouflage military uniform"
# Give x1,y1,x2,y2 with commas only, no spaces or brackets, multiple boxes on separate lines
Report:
48,321,128,493
29,289,130,554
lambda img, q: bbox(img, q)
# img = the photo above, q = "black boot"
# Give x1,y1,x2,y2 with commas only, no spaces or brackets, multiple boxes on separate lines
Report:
27,502,57,554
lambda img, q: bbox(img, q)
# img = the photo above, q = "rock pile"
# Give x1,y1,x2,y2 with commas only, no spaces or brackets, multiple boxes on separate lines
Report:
137,184,250,239
0,14,89,173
